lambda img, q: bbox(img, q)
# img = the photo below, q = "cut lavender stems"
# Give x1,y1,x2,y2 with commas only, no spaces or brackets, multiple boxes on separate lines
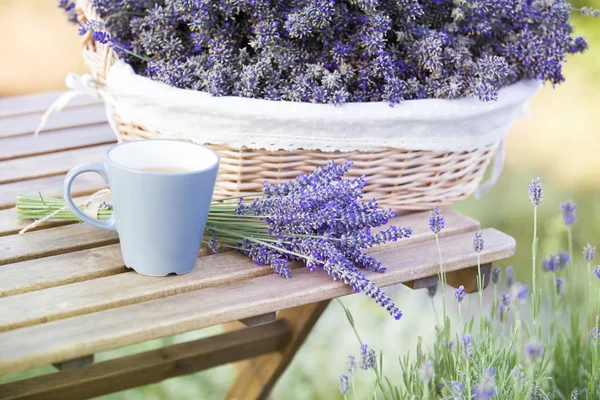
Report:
17,160,411,320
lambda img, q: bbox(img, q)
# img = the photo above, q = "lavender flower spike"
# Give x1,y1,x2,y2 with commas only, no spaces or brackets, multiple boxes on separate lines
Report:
359,344,377,370
451,381,465,399
491,267,501,284
473,367,497,400
419,361,434,384
429,206,445,234
454,285,466,303
525,340,543,363
571,389,580,400
506,266,515,287
347,355,357,375
591,327,599,341
594,266,600,279
555,278,565,295
339,375,349,396
473,230,484,253
461,334,473,359
560,200,577,226
584,244,596,262
528,178,543,206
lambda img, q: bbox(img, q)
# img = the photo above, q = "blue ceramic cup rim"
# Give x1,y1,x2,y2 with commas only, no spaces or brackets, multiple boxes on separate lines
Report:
105,139,220,176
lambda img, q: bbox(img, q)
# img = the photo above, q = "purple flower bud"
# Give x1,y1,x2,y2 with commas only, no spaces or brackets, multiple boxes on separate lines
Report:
359,344,377,370
590,327,599,342
347,355,357,375
473,230,484,253
454,285,466,303
525,340,543,363
555,278,565,295
571,389,580,400
339,374,349,396
429,206,445,234
491,267,501,284
517,284,529,301
528,178,543,206
461,334,473,359
427,283,437,298
473,367,497,400
419,361,434,383
560,200,577,226
506,266,514,287
583,244,596,262
594,266,600,279
451,381,465,398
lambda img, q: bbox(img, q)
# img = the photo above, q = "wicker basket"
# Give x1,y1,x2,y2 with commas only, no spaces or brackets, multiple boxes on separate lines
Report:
75,0,501,211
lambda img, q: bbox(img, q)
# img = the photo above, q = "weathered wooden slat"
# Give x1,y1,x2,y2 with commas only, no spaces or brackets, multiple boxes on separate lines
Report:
0,228,515,374
0,124,116,162
0,245,126,297
0,91,101,118
0,144,111,185
0,320,291,400
0,175,106,210
0,224,118,266
226,302,329,400
0,208,477,268
0,105,107,138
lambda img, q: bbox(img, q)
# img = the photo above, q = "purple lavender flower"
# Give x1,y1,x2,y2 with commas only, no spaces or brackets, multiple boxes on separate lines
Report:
473,230,484,253
560,200,577,226
528,178,543,206
339,374,349,396
461,334,473,359
208,236,219,254
473,367,497,400
555,278,565,295
347,355,357,375
517,284,529,301
58,0,77,23
419,361,434,383
491,267,501,284
506,266,514,288
500,292,511,314
594,266,600,279
571,389,580,400
359,344,377,370
451,381,465,399
454,285,466,303
512,367,526,386
67,0,587,104
584,244,596,262
542,252,570,272
525,340,544,363
590,327,599,342
429,206,445,234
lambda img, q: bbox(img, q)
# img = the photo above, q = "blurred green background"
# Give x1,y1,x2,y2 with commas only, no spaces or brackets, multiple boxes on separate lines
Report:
1,0,599,398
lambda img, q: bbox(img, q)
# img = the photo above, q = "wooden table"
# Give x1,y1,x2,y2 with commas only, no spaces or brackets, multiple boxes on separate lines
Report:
0,92,516,400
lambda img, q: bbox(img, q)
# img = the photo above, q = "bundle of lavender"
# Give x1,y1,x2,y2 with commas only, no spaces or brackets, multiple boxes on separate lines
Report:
17,161,411,320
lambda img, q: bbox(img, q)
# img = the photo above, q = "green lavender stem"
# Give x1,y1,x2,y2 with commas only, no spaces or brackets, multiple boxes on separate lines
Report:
434,234,447,328
531,205,540,333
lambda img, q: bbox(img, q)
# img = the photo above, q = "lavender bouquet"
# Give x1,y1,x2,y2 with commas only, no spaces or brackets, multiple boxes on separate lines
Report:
60,0,589,105
17,160,411,319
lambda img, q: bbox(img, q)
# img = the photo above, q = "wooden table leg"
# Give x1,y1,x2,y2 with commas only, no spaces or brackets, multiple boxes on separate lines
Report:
224,300,330,400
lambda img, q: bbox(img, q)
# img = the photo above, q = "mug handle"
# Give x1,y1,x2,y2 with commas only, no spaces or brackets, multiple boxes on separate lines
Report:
63,163,117,232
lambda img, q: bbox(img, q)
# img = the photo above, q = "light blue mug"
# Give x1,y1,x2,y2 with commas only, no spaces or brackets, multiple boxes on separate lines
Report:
63,140,220,276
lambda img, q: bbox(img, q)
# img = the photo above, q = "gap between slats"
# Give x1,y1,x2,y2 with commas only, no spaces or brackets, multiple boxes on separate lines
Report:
0,228,515,375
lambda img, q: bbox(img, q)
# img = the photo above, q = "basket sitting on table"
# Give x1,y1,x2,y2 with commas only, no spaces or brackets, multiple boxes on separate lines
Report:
74,0,539,211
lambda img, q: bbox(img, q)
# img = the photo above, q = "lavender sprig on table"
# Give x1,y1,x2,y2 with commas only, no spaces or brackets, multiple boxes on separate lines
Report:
16,160,410,320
